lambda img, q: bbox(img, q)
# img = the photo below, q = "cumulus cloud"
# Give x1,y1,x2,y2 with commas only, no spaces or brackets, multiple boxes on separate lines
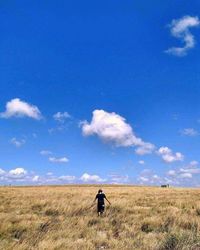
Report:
138,160,145,165
179,168,200,174
190,160,198,166
9,168,27,176
46,172,53,176
166,15,200,56
0,168,28,183
0,98,42,120
135,143,155,155
32,175,40,182
138,169,185,186
40,150,52,156
48,127,64,134
0,168,77,185
166,161,200,183
138,169,162,185
49,156,69,163
8,168,27,179
10,138,26,147
53,112,71,123
179,172,193,179
178,161,200,175
152,174,160,180
109,174,129,183
138,176,149,182
80,173,106,183
167,170,176,176
82,109,141,146
0,168,6,175
58,175,76,182
39,174,76,185
157,146,184,163
81,109,155,154
184,160,199,169
180,128,199,136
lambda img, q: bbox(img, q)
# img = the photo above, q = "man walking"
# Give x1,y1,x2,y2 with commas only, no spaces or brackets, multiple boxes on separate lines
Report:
94,189,111,216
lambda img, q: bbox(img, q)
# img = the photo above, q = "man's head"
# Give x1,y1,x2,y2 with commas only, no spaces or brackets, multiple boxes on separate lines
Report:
98,189,103,194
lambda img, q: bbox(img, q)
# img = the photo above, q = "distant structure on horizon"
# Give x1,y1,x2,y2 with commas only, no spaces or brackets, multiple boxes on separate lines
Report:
161,184,169,188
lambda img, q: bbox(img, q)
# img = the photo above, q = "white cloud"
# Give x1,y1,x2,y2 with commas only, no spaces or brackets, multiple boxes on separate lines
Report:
80,173,106,183
0,168,28,183
166,15,200,56
48,125,68,134
135,143,155,155
138,176,149,182
49,156,69,163
164,177,174,184
180,168,200,174
190,160,198,166
32,175,39,182
152,174,160,180
181,128,199,136
10,138,26,147
46,172,53,176
140,169,151,175
138,160,145,165
82,110,155,154
9,168,27,175
82,110,141,146
0,169,76,185
58,175,76,182
0,98,42,120
166,161,200,183
109,174,129,183
9,168,27,178
137,169,162,185
167,170,176,176
157,146,184,163
0,168,6,175
53,112,71,123
179,173,193,179
40,150,52,156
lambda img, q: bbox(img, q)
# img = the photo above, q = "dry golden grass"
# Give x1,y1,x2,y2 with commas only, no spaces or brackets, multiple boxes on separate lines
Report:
1,185,200,249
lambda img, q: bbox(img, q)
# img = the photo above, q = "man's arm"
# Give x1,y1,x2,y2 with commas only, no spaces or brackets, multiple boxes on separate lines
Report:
105,196,111,205
93,195,97,203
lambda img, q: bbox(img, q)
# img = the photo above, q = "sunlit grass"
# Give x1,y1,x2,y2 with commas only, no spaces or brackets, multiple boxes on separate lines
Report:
1,185,200,249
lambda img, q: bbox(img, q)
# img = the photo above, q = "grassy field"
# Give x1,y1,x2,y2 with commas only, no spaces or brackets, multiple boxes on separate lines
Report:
1,185,200,250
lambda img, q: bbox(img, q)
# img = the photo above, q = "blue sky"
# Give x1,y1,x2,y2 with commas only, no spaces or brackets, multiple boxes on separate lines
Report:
1,1,200,186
